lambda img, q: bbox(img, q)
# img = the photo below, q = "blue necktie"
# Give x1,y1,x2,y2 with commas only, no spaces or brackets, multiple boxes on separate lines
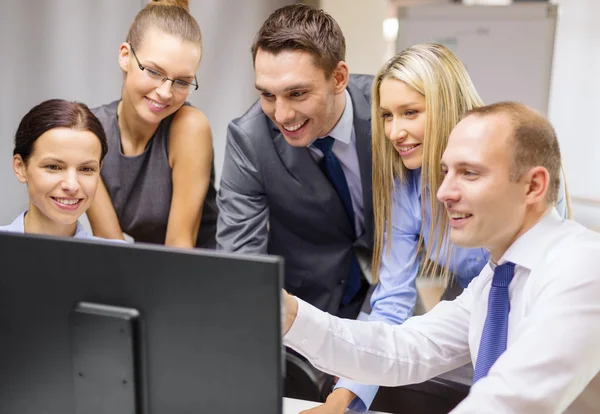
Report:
473,261,516,383
312,137,361,304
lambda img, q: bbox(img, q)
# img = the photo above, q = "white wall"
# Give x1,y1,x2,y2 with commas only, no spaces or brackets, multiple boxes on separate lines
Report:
319,0,389,75
547,0,600,229
0,0,292,225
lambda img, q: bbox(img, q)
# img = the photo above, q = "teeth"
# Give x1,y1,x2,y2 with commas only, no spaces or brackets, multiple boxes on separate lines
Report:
55,198,80,206
449,212,471,219
147,98,167,109
284,120,306,132
399,144,418,152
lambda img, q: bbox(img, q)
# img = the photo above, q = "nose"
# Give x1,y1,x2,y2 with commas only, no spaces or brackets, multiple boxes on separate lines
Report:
387,117,407,144
60,170,80,194
155,80,173,100
437,171,460,205
274,99,295,125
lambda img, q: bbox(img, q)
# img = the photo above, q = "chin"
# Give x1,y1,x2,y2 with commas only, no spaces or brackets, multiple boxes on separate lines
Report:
283,135,313,148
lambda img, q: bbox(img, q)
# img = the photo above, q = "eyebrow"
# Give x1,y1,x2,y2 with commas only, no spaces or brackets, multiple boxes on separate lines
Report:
380,101,422,111
143,60,195,80
40,157,99,165
441,160,488,170
255,83,311,93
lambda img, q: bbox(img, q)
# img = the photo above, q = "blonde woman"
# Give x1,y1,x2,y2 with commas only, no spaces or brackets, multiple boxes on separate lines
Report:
316,43,568,414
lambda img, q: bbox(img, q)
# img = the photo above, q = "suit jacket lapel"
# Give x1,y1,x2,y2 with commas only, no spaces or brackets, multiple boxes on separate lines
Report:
271,121,354,237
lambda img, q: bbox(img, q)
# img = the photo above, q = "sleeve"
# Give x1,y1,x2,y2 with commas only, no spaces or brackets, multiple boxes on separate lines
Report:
284,270,474,389
334,183,422,411
216,121,269,254
451,243,600,414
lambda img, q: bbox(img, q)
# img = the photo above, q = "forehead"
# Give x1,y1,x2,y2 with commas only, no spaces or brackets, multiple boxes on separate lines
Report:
135,28,201,75
443,113,512,166
254,49,326,92
379,78,424,107
32,128,101,161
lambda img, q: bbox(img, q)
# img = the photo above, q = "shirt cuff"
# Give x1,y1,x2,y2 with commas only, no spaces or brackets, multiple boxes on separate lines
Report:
283,297,330,359
334,379,379,412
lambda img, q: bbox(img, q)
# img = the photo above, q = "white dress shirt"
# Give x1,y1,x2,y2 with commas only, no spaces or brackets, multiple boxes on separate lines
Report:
284,209,600,413
309,89,365,238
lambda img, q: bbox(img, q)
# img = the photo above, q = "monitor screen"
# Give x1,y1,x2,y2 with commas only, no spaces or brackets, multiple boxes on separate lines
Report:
0,233,283,413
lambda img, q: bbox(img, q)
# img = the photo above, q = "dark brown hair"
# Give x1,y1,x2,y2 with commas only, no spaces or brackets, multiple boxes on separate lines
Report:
251,4,345,77
127,0,202,51
14,99,108,163
467,101,561,204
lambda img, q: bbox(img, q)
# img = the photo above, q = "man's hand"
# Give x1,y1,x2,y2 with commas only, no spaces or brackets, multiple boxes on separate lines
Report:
299,388,357,414
282,289,299,335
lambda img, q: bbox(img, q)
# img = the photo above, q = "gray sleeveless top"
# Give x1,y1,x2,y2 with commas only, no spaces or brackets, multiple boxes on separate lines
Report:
91,100,218,248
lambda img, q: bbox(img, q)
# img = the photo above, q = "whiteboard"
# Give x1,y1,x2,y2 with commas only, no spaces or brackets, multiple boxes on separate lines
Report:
396,3,558,115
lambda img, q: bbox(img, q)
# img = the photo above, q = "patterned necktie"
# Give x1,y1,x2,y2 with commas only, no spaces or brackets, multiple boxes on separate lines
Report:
312,137,361,304
473,261,516,382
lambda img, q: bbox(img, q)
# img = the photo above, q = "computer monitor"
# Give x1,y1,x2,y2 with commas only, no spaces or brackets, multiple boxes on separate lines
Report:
0,232,283,413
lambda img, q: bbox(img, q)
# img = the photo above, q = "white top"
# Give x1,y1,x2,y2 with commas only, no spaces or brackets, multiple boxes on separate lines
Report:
283,397,389,414
285,209,600,414
0,211,95,239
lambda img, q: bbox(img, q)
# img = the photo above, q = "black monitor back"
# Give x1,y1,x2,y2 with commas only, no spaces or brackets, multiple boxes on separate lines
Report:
0,233,283,414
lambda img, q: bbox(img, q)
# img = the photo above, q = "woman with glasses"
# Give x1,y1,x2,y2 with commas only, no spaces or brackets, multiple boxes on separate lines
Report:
87,0,218,248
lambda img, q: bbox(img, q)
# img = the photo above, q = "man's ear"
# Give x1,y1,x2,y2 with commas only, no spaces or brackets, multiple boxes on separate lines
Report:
331,61,349,95
524,166,550,205
13,155,28,184
118,42,131,73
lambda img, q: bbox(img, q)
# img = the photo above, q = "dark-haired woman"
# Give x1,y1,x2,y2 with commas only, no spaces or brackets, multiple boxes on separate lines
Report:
0,99,107,239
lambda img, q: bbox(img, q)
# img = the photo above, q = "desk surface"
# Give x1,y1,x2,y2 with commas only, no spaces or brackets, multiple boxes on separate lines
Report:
284,397,389,413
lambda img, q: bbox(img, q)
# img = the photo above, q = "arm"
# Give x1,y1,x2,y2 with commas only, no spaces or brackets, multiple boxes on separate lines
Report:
216,121,269,254
86,178,125,240
165,106,213,248
283,285,473,387
333,185,422,411
451,246,600,413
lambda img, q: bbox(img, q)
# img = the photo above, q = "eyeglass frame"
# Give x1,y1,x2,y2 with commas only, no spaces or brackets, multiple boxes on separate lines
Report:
128,42,199,92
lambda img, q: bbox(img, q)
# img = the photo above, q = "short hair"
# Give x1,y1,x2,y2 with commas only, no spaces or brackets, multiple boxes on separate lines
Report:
250,4,346,77
466,101,561,204
14,99,108,163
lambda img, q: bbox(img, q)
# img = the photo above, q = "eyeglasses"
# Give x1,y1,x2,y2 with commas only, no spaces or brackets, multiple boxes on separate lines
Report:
129,43,198,93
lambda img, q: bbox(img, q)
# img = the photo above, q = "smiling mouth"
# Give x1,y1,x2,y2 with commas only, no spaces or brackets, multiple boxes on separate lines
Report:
145,97,168,109
52,197,82,206
282,120,307,132
397,144,421,152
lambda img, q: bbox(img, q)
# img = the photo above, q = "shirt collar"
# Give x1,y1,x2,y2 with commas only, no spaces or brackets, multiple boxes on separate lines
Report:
498,208,563,271
318,89,353,145
8,211,91,239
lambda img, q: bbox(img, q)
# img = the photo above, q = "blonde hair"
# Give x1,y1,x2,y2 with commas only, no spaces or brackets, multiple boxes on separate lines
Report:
127,0,202,51
371,43,484,284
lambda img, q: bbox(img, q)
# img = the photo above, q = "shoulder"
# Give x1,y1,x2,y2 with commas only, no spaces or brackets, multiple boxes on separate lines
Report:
167,105,213,161
231,99,271,132
90,100,119,121
0,212,25,233
535,221,600,287
226,99,274,148
348,74,375,98
171,105,211,136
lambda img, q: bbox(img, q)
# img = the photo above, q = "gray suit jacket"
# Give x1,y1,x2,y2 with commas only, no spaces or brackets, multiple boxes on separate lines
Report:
217,74,375,317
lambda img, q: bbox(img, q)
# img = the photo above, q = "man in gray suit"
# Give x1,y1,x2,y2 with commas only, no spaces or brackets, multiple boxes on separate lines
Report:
217,4,374,320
